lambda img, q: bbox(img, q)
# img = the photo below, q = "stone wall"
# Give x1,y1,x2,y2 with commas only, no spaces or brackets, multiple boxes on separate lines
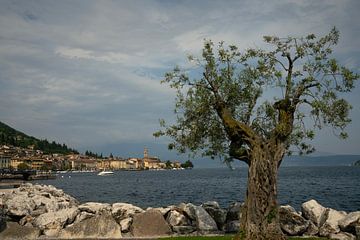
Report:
0,183,359,239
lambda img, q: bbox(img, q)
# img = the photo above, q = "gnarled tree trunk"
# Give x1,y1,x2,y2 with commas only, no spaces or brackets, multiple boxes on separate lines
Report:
240,143,286,240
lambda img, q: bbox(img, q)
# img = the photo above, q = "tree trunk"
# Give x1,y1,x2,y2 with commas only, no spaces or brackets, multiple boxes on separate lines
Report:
240,144,286,240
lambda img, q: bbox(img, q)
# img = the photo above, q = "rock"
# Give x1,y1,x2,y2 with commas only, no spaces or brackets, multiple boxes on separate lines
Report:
78,202,111,214
223,220,240,233
202,201,227,229
19,215,34,226
33,207,78,237
31,195,59,213
4,194,36,217
2,183,78,220
226,202,243,222
147,206,173,216
193,205,218,233
319,208,347,237
301,199,328,227
166,210,190,227
120,217,132,233
131,209,172,237
111,202,144,223
339,211,360,233
172,225,196,235
0,222,40,240
178,203,197,220
59,212,121,239
329,232,356,240
0,207,7,232
303,221,319,236
73,211,94,224
279,205,309,236
355,225,360,239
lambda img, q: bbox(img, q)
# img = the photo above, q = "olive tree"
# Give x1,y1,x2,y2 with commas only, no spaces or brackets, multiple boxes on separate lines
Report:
154,28,358,239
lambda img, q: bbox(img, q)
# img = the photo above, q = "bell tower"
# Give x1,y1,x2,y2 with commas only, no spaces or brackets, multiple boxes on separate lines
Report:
144,147,148,159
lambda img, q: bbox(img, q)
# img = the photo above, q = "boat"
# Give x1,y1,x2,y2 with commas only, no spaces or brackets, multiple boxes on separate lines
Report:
97,170,114,176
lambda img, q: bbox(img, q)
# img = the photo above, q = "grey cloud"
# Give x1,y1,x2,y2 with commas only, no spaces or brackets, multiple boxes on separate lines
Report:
0,0,359,158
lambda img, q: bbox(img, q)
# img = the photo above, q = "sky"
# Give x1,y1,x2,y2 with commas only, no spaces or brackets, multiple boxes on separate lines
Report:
0,0,359,164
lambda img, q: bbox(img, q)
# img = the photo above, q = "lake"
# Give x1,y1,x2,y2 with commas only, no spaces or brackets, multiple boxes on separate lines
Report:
35,166,360,212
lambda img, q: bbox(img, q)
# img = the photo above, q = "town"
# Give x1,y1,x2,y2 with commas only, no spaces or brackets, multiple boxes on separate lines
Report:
0,145,193,172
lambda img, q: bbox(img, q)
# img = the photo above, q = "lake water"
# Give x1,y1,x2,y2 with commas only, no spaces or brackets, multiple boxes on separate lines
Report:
35,166,360,212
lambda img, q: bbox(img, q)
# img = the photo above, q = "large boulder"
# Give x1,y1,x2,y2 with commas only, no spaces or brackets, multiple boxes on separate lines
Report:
33,207,79,237
355,225,360,240
73,211,94,224
111,202,144,223
226,202,243,222
166,210,190,227
279,205,309,236
58,212,121,239
339,211,360,234
0,222,40,240
131,209,172,237
172,225,196,235
202,201,227,229
319,208,347,237
147,206,173,216
1,183,78,220
193,205,218,233
3,194,35,218
301,199,328,227
78,202,111,214
178,203,197,221
223,220,240,233
303,221,319,236
329,232,356,240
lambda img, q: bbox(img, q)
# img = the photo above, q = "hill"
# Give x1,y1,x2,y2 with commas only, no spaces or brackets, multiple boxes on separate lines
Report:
0,121,78,154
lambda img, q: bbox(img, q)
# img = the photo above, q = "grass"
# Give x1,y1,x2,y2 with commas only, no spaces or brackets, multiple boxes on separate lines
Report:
160,236,329,240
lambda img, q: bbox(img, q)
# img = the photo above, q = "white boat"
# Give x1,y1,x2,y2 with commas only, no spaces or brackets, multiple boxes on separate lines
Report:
97,170,114,176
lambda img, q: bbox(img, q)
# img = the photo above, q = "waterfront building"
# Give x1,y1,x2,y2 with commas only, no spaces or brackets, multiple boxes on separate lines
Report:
127,158,141,169
0,155,11,169
109,159,127,170
10,157,48,170
71,158,97,171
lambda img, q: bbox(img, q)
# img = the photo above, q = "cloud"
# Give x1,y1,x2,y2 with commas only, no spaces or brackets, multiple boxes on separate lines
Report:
0,0,359,157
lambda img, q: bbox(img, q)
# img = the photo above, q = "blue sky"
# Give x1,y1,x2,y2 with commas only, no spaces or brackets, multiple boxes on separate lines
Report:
0,0,359,162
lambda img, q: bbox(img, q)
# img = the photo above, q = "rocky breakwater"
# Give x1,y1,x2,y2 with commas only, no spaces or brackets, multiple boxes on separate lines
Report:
0,183,359,239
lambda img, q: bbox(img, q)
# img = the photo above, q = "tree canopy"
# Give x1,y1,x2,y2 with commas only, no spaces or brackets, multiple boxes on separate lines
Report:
155,27,358,164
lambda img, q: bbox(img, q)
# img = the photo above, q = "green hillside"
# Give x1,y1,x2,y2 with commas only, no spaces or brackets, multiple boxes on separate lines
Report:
0,121,78,154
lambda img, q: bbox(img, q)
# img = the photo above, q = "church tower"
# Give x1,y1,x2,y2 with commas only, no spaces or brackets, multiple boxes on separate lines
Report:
144,147,149,159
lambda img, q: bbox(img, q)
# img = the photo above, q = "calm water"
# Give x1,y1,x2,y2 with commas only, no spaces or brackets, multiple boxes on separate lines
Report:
35,166,360,212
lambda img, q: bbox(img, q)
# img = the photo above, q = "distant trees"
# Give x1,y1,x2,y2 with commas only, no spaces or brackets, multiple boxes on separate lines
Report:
17,162,31,170
165,160,172,169
181,160,194,169
85,150,103,159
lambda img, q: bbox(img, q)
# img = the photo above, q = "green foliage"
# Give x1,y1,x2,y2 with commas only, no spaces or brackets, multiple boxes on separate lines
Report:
165,160,172,169
17,162,31,170
0,121,78,154
155,27,358,161
181,160,194,168
84,150,103,159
